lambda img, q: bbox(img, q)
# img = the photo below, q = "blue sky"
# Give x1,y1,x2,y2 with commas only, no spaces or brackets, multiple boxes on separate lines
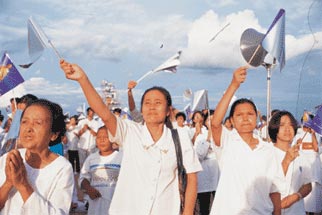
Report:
0,0,321,120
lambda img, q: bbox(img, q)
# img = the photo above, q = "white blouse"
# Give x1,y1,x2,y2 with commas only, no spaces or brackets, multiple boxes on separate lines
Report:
0,148,74,215
108,117,202,215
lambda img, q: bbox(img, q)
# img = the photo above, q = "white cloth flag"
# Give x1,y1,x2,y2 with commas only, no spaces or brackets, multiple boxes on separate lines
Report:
136,51,181,83
20,17,61,68
191,89,208,111
261,9,285,71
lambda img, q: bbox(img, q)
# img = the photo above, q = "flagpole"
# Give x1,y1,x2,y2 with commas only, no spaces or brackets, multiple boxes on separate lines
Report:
263,59,276,141
136,70,154,84
48,40,62,59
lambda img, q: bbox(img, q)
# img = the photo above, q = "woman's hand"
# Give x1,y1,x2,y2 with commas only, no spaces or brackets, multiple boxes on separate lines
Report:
128,80,137,90
6,150,30,190
60,59,86,81
231,66,248,87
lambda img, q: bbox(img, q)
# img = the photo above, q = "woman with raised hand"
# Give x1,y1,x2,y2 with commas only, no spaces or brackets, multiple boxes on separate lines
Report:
210,66,282,215
268,110,313,215
60,59,201,215
0,99,74,215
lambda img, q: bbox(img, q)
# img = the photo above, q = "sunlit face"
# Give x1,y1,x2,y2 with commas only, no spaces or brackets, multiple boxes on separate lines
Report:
176,116,185,127
141,90,169,124
231,103,257,134
19,105,54,152
96,128,113,153
276,115,295,144
87,109,94,118
193,112,204,124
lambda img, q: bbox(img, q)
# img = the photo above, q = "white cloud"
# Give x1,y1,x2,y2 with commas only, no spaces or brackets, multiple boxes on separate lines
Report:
0,84,26,108
23,77,82,95
181,9,265,69
286,32,322,60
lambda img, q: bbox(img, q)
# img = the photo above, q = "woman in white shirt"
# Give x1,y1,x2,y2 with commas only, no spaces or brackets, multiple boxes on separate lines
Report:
60,59,202,215
0,99,74,215
268,110,313,215
210,67,282,215
190,111,219,215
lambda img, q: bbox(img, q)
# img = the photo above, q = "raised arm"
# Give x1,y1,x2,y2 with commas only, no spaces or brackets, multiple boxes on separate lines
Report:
211,66,248,146
60,59,117,135
128,80,137,112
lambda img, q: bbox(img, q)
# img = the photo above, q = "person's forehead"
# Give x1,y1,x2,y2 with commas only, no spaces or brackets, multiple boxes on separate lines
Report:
144,90,165,99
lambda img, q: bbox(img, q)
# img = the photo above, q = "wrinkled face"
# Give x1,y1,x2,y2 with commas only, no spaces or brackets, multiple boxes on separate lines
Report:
19,105,54,151
231,103,257,134
141,90,169,124
176,116,185,127
96,128,113,152
277,115,295,143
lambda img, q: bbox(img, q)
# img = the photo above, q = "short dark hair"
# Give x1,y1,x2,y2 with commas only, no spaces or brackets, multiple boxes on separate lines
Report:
22,99,66,146
113,108,122,114
268,110,298,143
86,107,93,113
175,112,186,121
19,94,38,105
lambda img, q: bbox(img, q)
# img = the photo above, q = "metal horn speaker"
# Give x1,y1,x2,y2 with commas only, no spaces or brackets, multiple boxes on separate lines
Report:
240,28,267,67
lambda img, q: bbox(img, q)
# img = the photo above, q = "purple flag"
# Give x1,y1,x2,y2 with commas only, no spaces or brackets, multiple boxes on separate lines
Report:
0,52,24,96
304,106,322,136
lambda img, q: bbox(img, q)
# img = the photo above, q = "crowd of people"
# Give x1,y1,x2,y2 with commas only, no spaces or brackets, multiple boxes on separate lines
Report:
0,61,321,215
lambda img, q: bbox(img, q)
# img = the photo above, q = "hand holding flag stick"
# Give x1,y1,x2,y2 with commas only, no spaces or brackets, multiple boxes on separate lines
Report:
136,51,181,84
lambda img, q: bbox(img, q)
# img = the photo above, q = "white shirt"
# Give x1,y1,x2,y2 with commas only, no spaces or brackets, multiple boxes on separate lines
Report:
190,126,219,193
79,151,122,215
295,128,322,184
108,117,202,215
66,125,79,151
0,148,74,215
273,147,313,215
78,118,100,151
210,126,283,215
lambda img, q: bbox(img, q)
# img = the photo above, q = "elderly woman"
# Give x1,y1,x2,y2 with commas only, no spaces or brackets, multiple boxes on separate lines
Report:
0,99,74,215
60,59,201,215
